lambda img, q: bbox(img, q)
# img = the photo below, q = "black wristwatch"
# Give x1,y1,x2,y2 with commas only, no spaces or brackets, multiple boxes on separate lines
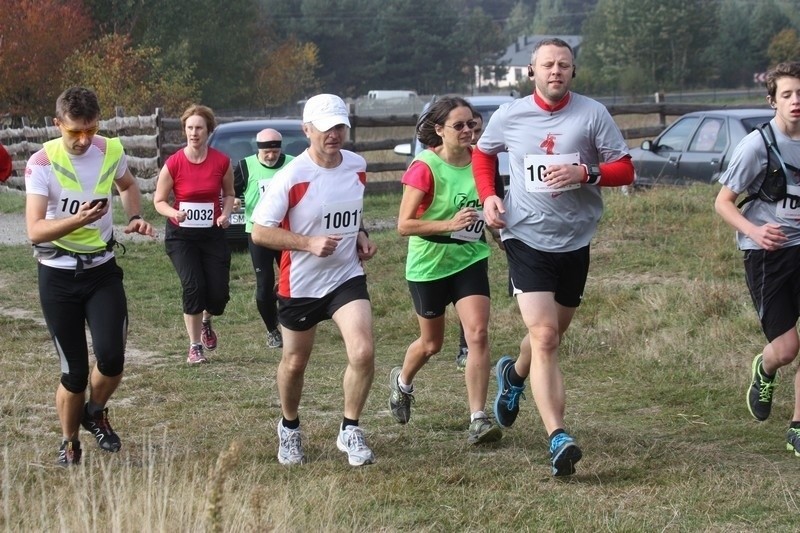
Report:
128,215,142,223
585,164,601,185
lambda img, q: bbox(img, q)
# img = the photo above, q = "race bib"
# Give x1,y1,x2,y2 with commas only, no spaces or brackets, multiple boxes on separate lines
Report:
523,153,581,193
776,184,800,219
257,180,271,197
322,198,363,236
179,201,214,228
57,190,106,229
450,210,486,242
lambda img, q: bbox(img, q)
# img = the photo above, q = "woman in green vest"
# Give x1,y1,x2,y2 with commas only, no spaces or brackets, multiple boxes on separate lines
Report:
388,96,502,445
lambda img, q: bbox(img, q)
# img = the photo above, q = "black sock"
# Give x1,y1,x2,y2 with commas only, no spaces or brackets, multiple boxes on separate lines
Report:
342,417,358,430
507,364,525,387
791,421,800,429
549,428,565,442
282,416,300,430
86,402,104,418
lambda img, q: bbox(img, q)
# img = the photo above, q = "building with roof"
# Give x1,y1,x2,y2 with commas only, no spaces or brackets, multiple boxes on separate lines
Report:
476,35,582,90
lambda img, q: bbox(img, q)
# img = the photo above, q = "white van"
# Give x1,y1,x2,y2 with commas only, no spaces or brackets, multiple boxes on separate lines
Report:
367,90,418,100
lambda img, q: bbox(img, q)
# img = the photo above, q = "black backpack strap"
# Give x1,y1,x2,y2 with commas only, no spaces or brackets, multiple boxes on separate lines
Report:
737,123,774,209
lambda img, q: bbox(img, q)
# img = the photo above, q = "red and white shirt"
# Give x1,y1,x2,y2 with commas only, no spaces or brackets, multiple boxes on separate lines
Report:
251,150,367,298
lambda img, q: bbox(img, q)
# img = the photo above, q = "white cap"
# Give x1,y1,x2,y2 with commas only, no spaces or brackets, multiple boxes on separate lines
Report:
302,94,350,131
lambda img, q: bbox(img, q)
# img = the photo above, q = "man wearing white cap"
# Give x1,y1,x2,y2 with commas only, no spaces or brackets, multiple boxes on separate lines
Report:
251,93,378,467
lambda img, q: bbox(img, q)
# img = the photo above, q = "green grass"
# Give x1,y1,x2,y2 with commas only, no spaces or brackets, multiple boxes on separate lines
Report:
2,184,800,531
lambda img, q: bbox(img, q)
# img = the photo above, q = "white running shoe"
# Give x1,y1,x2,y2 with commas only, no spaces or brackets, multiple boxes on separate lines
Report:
277,420,304,465
336,425,375,466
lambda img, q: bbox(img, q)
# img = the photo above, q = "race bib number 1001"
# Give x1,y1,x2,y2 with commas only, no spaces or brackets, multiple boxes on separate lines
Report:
322,198,363,236
524,153,581,193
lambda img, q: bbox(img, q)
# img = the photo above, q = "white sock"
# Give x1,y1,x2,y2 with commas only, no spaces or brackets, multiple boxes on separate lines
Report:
471,410,487,423
398,375,414,394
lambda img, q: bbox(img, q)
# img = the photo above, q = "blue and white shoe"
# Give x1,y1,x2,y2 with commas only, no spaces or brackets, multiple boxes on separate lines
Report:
493,356,525,428
549,432,582,477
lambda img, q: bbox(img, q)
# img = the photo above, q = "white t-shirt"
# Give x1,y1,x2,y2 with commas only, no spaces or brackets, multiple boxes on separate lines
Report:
251,150,367,298
25,137,128,269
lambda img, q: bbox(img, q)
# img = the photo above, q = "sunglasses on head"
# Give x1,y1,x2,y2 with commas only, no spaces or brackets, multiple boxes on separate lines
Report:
444,120,478,132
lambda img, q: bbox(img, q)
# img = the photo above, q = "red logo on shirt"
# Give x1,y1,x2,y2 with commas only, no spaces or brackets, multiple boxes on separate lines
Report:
540,133,557,155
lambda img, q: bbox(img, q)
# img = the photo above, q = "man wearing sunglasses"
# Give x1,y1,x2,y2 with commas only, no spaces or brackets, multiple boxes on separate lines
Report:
473,38,634,476
715,62,800,457
25,86,155,466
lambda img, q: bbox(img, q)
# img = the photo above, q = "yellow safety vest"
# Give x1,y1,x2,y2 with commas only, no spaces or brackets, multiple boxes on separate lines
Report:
43,136,123,254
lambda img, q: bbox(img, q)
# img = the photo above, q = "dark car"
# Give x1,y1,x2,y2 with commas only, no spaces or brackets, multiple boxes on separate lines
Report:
393,95,515,182
631,108,773,186
208,119,309,246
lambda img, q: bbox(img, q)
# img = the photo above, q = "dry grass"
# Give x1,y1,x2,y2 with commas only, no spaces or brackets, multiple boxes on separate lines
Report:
2,185,800,531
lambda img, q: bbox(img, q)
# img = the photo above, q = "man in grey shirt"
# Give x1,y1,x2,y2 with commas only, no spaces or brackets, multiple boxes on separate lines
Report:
473,38,634,476
715,61,800,456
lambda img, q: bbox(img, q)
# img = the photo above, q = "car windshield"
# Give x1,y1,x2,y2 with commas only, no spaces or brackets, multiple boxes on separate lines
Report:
211,128,308,162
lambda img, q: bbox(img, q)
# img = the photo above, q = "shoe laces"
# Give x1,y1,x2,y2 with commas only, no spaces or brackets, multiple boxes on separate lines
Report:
94,410,114,433
549,432,574,453
344,427,368,451
282,429,302,456
788,428,800,441
503,383,525,410
757,375,776,402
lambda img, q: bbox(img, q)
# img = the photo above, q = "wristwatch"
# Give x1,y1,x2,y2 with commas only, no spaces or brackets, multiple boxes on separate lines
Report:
585,164,601,185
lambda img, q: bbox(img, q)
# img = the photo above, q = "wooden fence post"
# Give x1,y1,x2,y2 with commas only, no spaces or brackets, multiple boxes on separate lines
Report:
155,107,164,167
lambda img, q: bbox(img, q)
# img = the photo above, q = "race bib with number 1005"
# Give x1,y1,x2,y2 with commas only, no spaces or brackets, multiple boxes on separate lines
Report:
523,153,581,193
322,198,363,236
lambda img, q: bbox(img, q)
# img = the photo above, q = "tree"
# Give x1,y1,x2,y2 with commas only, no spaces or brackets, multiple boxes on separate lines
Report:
60,33,200,116
85,0,265,110
768,28,800,67
579,0,717,95
0,0,93,120
252,38,321,111
532,0,595,34
458,7,509,93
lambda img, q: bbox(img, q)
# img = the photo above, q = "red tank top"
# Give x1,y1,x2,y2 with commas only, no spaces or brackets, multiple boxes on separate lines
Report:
166,147,230,226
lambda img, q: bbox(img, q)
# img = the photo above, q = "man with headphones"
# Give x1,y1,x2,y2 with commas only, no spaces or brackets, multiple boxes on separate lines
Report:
473,37,634,476
715,62,800,457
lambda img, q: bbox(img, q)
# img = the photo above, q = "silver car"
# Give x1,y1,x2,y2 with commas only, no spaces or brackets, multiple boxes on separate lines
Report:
394,94,515,182
631,108,773,186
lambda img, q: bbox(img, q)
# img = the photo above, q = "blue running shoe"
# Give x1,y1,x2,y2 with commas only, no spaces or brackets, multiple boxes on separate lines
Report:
549,432,582,477
493,356,525,428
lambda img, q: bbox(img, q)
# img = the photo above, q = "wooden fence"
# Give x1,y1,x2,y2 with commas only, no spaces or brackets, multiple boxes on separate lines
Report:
0,102,769,194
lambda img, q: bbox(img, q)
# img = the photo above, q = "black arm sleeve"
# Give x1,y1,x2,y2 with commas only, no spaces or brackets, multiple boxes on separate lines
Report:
233,161,248,197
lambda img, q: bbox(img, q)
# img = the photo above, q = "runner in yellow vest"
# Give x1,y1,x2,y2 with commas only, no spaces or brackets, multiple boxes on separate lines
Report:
25,87,155,466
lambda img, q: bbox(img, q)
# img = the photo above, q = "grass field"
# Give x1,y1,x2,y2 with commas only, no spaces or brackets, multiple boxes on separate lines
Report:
1,185,800,531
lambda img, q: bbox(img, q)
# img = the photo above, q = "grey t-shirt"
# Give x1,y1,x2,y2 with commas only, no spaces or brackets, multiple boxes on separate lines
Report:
477,93,629,252
718,118,800,250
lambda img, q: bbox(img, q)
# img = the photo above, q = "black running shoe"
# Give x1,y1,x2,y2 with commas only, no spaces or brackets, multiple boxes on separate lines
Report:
81,405,122,452
747,354,776,421
57,440,82,466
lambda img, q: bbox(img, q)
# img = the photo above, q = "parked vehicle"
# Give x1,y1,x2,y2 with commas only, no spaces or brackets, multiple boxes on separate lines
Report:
208,119,309,247
631,108,773,186
393,95,515,184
